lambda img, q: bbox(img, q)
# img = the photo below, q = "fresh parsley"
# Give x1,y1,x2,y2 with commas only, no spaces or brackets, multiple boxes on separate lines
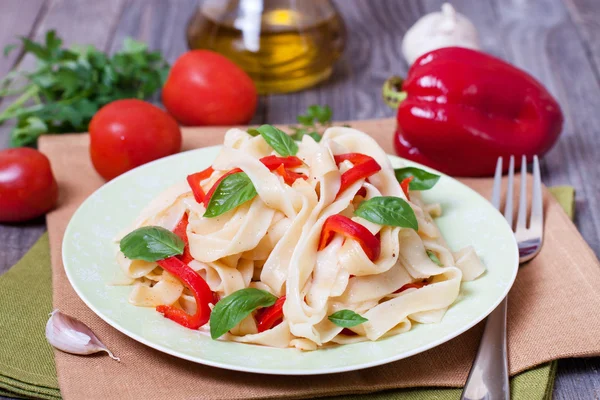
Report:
328,310,368,328
210,288,277,339
253,124,298,156
394,167,440,190
119,226,184,262
355,196,418,230
289,104,335,142
0,30,169,146
204,172,258,218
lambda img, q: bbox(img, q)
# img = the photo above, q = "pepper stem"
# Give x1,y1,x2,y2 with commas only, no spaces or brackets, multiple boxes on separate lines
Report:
382,76,406,110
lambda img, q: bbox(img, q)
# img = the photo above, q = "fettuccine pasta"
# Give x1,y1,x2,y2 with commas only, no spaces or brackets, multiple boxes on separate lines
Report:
116,127,485,350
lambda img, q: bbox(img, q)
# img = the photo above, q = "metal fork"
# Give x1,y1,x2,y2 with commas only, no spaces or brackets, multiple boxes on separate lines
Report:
461,155,544,400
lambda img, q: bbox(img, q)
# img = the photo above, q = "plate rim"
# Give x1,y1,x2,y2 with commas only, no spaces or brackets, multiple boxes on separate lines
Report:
62,145,519,375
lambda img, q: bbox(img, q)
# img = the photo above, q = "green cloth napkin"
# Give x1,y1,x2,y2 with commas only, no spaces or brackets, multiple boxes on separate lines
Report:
0,187,573,400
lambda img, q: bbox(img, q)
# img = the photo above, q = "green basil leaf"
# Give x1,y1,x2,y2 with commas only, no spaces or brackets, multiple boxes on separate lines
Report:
255,124,298,156
394,167,440,190
119,226,184,262
328,310,368,328
210,288,277,339
427,250,443,266
204,172,258,218
355,196,418,230
247,128,260,137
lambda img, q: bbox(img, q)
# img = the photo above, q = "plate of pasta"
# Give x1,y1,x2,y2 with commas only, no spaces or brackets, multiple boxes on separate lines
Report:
63,126,518,374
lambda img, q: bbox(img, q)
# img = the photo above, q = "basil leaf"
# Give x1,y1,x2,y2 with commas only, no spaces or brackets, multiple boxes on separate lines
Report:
204,172,257,218
247,128,260,137
119,226,184,262
210,288,277,339
394,167,440,190
328,310,368,328
355,196,418,230
427,250,443,266
255,124,298,156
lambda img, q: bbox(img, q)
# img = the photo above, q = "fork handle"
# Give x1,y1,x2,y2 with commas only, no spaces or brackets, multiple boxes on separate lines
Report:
461,298,509,400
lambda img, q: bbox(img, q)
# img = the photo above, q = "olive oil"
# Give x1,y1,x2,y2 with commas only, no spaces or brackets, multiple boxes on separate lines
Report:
186,2,346,94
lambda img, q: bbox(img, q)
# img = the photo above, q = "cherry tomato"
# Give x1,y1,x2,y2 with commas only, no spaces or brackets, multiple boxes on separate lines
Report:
0,147,58,222
162,50,257,126
89,99,182,181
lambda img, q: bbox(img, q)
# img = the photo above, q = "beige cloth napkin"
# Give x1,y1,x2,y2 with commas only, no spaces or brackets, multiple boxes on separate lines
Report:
40,119,600,400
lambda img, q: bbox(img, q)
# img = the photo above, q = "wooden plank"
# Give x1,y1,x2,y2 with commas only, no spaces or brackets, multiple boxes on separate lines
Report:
563,0,600,78
554,358,600,400
107,0,197,62
0,0,126,276
0,0,47,77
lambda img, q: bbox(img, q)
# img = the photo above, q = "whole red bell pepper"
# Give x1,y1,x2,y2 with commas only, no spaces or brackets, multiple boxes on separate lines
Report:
392,47,563,176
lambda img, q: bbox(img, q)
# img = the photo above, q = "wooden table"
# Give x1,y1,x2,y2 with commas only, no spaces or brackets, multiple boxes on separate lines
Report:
1,0,598,398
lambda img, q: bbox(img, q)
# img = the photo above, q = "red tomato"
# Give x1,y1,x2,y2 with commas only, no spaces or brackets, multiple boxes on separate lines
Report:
0,148,58,222
162,50,257,126
89,99,182,181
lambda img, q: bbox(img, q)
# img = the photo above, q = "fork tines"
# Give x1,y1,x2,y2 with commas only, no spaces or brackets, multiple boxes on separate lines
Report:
492,155,544,262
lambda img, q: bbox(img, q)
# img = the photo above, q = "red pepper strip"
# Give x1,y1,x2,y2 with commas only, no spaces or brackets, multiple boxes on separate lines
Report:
400,176,413,201
260,155,303,170
187,166,214,204
318,215,381,261
202,168,243,207
173,213,194,264
334,153,373,165
274,164,308,185
341,328,358,336
256,295,286,333
155,257,212,329
394,281,429,294
356,187,367,198
338,158,381,195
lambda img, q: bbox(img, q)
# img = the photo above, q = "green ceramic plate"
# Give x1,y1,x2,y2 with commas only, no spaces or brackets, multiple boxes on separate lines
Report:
63,146,519,375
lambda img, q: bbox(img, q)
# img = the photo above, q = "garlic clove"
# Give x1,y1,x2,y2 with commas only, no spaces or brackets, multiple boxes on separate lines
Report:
401,3,481,65
45,310,120,361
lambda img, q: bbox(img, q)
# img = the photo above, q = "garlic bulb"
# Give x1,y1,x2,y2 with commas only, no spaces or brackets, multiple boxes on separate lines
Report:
401,3,480,65
45,310,120,361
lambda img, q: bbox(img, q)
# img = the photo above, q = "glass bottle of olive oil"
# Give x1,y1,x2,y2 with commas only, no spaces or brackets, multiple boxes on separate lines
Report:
186,0,346,94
